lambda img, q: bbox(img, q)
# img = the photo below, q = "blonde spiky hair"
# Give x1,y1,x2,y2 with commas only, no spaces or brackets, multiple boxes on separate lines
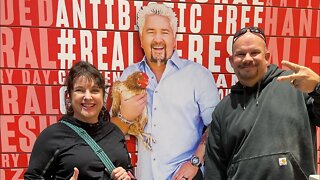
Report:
137,3,178,35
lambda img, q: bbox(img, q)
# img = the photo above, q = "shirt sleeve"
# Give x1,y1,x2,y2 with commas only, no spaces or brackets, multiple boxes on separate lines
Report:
195,67,220,126
24,127,59,179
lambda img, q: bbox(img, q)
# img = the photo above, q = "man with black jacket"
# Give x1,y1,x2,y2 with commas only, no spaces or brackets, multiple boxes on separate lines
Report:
204,27,320,180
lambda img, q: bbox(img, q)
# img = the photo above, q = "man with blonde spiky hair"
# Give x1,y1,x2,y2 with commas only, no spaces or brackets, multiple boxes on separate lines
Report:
111,3,220,180
137,3,178,36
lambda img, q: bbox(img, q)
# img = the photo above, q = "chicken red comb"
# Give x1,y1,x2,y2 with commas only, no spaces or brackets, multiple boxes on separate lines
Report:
137,72,148,89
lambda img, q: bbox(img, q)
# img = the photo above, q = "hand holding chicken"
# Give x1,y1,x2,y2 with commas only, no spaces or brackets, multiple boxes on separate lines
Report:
111,72,155,150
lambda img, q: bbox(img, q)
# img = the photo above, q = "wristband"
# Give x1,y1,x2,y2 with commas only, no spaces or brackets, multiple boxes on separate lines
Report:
118,113,134,125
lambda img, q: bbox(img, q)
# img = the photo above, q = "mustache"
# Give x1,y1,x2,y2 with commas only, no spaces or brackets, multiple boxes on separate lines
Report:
239,62,256,69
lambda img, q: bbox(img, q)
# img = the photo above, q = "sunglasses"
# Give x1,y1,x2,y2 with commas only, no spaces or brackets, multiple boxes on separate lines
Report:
233,27,266,44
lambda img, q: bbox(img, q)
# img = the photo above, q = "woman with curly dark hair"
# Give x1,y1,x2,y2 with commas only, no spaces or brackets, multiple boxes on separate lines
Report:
25,61,133,180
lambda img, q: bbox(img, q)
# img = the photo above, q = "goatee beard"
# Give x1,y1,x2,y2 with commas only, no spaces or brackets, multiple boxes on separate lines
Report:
150,42,168,66
151,54,167,66
150,50,167,67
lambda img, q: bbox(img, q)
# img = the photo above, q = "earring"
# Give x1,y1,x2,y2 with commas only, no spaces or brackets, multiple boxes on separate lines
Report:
66,99,73,114
66,99,71,107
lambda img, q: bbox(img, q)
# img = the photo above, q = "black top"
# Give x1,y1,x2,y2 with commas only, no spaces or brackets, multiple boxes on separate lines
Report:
24,115,132,180
205,64,320,180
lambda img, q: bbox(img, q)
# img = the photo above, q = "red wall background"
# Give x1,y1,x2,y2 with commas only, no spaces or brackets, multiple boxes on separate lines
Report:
0,0,319,179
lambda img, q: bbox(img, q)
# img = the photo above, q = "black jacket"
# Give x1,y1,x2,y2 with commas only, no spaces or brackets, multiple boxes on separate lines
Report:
205,64,320,180
24,115,132,180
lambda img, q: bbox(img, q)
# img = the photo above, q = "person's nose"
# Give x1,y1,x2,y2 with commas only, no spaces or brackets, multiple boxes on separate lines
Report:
243,53,253,62
153,33,163,42
83,91,92,100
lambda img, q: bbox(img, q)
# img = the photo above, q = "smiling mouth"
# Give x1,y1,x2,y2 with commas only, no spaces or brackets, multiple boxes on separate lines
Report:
240,64,256,69
82,103,95,109
243,66,254,69
152,46,164,52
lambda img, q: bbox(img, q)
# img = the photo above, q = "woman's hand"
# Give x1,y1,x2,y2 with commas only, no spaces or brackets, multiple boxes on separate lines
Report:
111,167,131,180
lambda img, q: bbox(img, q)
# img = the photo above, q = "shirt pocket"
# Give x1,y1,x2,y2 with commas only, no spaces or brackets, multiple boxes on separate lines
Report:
227,152,308,180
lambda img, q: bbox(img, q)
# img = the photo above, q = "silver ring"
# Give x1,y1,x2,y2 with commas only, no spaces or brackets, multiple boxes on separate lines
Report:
182,176,188,180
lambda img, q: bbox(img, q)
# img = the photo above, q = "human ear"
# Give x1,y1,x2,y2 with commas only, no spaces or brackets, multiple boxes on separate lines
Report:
265,51,270,64
229,56,235,68
139,33,144,49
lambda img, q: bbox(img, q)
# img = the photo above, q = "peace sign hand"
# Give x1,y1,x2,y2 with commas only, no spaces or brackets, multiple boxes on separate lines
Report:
277,60,320,93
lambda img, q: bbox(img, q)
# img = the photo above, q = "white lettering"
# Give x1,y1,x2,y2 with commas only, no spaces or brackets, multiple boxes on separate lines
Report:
97,31,108,70
112,32,125,70
118,0,130,30
73,0,86,28
188,35,203,65
190,4,201,33
56,0,69,27
208,35,221,72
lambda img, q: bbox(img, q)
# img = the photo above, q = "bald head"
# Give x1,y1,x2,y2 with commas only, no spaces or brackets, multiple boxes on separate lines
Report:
232,32,267,53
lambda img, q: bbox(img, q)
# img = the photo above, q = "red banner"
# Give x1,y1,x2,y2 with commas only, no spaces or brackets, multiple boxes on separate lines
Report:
0,0,319,179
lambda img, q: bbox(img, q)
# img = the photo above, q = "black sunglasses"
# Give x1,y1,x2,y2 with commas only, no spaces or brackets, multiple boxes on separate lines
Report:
233,27,266,44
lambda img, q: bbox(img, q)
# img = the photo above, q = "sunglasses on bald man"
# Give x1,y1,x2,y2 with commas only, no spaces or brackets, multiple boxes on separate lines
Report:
233,27,266,44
